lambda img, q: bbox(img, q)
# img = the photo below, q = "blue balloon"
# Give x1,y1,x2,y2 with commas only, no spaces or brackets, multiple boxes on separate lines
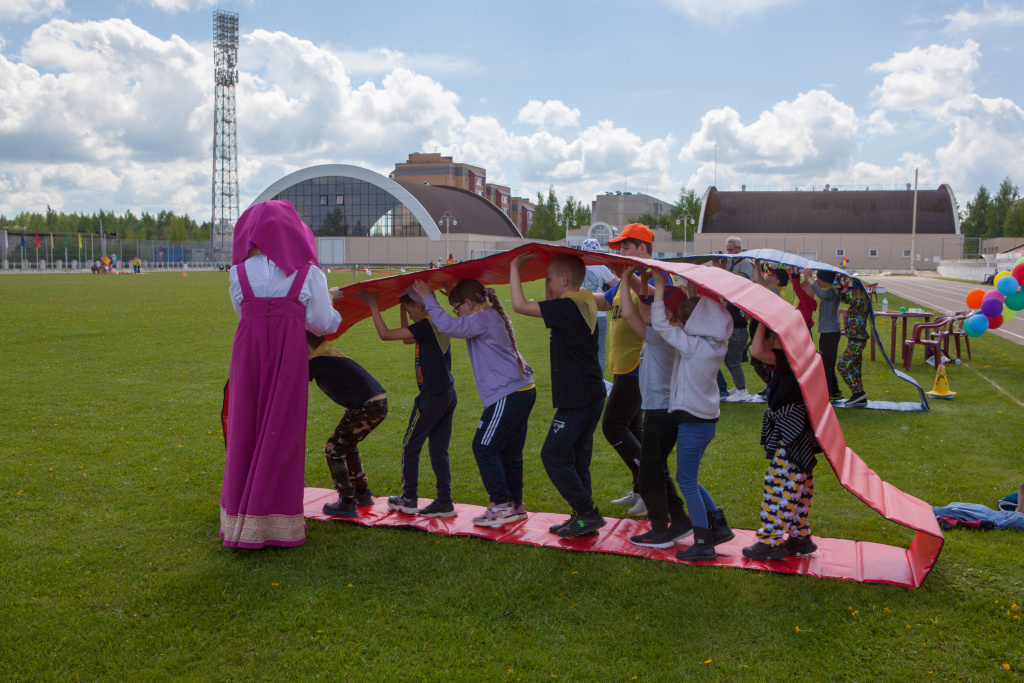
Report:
966,314,990,335
997,275,1020,296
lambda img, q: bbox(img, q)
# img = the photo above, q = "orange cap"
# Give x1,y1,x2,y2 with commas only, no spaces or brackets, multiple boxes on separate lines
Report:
607,223,654,249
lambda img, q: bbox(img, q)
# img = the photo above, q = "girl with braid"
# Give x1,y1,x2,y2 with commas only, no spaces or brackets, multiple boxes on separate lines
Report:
411,278,537,527
838,278,870,406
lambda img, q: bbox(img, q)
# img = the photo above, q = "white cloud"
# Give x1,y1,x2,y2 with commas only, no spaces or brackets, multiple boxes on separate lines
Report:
660,0,797,22
869,41,980,113
146,0,216,13
0,0,63,21
934,94,1024,189
945,5,1024,32
865,109,897,136
333,47,480,77
680,90,858,177
516,99,581,130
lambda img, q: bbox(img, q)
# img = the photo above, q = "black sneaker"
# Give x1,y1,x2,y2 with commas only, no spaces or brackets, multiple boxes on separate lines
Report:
829,391,845,402
845,391,868,406
354,489,375,507
387,494,419,514
323,497,358,518
557,509,606,538
418,499,457,518
784,535,818,556
667,517,694,542
630,527,677,548
549,511,578,534
742,541,789,561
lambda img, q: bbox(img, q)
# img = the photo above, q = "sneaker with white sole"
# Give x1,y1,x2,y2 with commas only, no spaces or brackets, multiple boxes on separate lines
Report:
473,502,525,527
627,498,648,516
506,503,528,523
387,494,419,514
724,389,750,403
418,499,457,518
611,491,640,506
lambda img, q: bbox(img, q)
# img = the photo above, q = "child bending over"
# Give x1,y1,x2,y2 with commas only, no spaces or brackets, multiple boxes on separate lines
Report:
308,331,388,518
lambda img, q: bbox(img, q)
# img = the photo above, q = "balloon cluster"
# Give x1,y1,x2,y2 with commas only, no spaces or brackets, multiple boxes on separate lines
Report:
964,258,1024,337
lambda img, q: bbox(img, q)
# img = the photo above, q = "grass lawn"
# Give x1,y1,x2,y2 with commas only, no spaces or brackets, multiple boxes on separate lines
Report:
1,270,1022,681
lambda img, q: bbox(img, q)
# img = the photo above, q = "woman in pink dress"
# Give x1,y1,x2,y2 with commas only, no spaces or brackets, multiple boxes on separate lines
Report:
221,200,342,548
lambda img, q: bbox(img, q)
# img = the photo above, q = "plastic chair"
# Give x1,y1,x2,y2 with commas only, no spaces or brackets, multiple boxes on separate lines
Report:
903,317,950,371
932,311,972,361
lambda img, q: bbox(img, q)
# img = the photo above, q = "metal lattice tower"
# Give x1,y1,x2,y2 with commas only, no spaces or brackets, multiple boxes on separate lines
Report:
211,10,239,255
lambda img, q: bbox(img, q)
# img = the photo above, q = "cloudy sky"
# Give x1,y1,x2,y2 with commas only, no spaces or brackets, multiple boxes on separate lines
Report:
1,0,1023,221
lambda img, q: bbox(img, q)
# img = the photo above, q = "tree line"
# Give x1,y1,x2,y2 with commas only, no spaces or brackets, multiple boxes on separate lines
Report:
960,177,1024,240
0,207,210,242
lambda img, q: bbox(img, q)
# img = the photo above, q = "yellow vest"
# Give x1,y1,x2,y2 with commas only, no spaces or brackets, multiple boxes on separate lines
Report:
608,285,643,374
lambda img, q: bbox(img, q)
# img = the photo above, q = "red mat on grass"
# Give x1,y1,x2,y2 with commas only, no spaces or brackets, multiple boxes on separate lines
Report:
313,244,944,587
304,488,919,586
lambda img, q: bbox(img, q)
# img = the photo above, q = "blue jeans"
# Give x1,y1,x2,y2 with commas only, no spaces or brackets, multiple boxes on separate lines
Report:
596,315,608,375
675,421,719,529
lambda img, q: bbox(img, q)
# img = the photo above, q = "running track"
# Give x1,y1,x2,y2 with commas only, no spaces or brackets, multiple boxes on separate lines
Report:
866,275,1024,346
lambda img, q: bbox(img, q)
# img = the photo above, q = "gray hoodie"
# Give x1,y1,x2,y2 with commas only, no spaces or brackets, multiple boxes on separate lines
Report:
650,297,734,420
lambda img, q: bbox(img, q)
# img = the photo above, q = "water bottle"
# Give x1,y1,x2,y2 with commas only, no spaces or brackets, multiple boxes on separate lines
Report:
882,297,888,313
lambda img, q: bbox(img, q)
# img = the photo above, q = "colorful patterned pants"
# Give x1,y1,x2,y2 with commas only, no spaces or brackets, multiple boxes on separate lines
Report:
325,397,388,497
838,337,866,394
756,452,814,546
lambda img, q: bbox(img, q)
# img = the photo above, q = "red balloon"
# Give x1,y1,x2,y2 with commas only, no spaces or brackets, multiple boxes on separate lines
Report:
989,314,1005,330
1013,263,1024,283
966,288,985,309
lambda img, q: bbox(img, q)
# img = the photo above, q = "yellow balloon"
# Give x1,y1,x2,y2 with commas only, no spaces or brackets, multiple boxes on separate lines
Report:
1003,305,1017,322
994,271,1012,285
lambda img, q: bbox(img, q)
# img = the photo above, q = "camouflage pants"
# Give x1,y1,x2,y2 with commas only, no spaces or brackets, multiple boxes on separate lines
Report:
325,397,388,497
838,337,866,394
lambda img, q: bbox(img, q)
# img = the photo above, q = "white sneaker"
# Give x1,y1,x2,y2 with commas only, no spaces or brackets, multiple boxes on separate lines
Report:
473,503,514,527
611,491,640,506
725,389,750,403
627,498,648,516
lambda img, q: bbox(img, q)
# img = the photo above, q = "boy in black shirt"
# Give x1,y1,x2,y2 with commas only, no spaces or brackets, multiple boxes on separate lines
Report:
357,290,458,518
307,331,388,518
510,252,606,537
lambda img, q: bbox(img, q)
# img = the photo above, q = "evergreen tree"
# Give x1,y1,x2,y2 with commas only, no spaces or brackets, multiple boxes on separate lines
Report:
986,176,1019,238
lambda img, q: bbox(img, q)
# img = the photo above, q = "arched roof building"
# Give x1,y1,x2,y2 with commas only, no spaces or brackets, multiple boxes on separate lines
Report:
251,164,521,241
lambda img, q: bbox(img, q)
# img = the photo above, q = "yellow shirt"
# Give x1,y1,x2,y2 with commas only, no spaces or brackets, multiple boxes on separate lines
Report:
608,285,643,375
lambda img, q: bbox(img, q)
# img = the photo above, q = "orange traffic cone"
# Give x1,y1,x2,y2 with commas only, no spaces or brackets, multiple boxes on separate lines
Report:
927,363,956,400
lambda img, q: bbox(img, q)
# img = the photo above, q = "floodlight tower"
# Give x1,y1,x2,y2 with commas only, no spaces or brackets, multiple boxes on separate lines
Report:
211,10,239,255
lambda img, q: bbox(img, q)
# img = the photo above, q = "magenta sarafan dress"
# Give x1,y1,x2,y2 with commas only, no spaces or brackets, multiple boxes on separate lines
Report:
220,262,311,547
221,199,325,549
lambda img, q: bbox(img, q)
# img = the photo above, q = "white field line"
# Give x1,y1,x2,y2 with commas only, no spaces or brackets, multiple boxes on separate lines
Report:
961,363,1024,407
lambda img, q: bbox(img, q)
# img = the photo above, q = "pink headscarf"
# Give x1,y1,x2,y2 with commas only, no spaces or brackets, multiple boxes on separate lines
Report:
232,200,319,275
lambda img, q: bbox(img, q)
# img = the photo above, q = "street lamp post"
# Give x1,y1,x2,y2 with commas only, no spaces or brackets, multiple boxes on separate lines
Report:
439,211,457,262
560,213,577,247
676,212,695,257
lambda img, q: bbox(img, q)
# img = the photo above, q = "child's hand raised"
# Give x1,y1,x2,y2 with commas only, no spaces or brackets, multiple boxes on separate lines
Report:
328,287,344,303
511,252,536,270
650,269,668,287
410,279,434,300
354,290,378,307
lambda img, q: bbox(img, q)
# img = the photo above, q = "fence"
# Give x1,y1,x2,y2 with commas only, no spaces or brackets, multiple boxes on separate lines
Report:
1,235,225,271
937,256,1022,282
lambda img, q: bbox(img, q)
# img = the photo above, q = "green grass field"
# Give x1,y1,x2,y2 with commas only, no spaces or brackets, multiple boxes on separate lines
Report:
1,270,1022,681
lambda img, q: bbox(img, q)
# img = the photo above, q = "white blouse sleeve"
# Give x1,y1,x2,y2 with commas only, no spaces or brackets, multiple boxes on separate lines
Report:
302,266,342,335
228,266,243,319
